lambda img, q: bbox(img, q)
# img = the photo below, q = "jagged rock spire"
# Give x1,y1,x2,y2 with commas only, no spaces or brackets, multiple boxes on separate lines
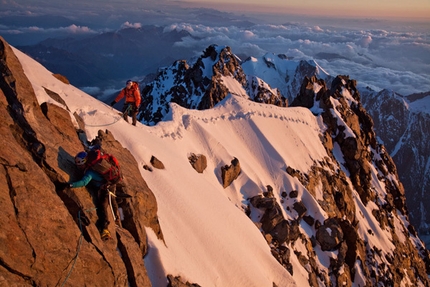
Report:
139,44,286,125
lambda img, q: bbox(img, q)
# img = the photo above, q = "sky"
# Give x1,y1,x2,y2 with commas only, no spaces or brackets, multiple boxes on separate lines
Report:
2,0,430,23
12,43,429,287
180,0,430,20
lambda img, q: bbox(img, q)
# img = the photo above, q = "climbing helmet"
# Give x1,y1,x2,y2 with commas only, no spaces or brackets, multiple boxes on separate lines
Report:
74,151,88,166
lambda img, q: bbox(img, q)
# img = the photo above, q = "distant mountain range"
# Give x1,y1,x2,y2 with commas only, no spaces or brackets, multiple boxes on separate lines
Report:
17,26,196,87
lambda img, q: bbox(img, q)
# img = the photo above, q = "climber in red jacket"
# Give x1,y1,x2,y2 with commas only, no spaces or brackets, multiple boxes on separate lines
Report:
111,80,141,126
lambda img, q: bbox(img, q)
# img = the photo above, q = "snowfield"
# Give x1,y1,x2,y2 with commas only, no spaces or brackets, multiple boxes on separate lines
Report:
13,45,427,287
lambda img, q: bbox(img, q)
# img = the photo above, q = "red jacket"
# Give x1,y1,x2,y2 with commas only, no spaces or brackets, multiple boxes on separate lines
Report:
114,84,141,107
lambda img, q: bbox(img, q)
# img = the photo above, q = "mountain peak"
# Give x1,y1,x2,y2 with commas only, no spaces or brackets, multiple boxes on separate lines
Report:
139,45,291,125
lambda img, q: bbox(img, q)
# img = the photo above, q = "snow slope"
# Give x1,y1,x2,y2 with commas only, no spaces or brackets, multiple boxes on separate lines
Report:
13,46,426,287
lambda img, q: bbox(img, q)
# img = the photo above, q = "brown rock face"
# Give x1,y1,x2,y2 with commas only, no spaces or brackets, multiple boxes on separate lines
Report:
316,218,344,251
150,155,165,170
290,75,326,108
188,153,207,173
167,275,201,287
221,157,241,188
0,36,161,286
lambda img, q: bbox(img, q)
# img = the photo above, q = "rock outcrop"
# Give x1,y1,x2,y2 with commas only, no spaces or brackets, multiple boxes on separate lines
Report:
150,155,165,170
268,74,430,286
188,153,207,173
221,157,241,188
0,36,161,286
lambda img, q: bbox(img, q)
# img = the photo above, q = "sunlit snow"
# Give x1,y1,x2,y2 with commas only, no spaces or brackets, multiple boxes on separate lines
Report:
12,45,425,287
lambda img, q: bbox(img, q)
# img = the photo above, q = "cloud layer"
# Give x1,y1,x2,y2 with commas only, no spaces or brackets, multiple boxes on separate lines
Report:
165,22,430,94
1,1,429,95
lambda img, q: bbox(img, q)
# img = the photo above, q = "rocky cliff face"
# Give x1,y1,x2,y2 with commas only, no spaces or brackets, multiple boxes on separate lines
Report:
0,37,162,286
360,88,430,236
250,74,430,286
244,54,430,243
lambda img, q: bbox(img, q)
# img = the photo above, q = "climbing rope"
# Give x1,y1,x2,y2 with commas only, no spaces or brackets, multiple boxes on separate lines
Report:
59,186,120,285
84,116,123,127
59,208,96,287
84,105,133,127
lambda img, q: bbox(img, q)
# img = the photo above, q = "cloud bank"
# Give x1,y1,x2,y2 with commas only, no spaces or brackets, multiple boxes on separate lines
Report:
165,22,430,95
1,1,429,95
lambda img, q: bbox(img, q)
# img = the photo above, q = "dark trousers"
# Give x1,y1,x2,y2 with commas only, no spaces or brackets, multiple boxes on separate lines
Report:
122,103,138,126
94,180,128,230
95,184,119,230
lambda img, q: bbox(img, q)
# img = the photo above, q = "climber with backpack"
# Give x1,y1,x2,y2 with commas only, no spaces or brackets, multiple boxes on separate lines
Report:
58,149,130,241
110,80,141,126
